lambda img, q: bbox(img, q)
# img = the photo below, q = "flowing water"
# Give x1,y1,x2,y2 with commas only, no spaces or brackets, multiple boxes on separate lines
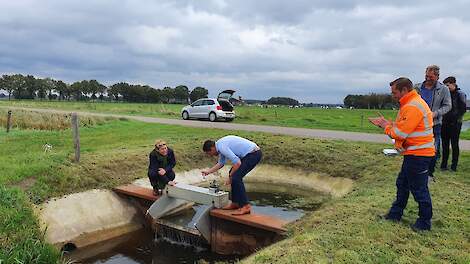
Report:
66,183,327,264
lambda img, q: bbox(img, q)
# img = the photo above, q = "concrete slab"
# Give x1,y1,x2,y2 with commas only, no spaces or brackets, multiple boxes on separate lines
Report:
167,183,229,209
35,189,144,248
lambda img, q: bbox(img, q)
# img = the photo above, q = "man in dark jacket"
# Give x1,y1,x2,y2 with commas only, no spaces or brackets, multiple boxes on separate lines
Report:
414,65,451,179
148,139,176,195
441,76,467,172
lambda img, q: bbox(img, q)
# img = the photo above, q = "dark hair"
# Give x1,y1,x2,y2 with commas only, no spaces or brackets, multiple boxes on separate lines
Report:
443,76,456,84
203,140,215,152
390,77,413,92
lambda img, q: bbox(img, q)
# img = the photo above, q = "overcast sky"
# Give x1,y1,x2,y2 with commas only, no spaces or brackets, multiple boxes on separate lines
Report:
1,1,469,103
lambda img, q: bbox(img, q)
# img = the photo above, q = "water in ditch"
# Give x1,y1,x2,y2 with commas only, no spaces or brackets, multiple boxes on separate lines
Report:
67,182,327,264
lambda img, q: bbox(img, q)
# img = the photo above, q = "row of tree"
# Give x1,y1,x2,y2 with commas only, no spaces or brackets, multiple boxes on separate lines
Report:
1,74,399,109
0,74,209,103
343,93,396,109
266,97,300,106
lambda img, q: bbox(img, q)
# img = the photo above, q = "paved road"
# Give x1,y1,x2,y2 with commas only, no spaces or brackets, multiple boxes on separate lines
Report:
3,106,470,150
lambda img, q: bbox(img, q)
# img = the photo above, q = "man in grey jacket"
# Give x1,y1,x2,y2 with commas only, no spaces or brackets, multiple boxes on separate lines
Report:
414,65,451,179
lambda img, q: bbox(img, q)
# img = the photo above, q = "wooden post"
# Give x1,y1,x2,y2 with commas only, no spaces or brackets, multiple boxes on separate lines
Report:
361,114,364,128
6,110,12,133
71,113,80,162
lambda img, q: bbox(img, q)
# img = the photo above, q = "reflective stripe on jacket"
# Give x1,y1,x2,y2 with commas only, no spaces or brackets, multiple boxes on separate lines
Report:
384,90,435,157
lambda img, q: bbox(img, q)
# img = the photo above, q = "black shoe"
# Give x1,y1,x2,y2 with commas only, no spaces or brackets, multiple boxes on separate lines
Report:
450,167,457,172
378,214,400,222
411,223,430,232
440,167,448,171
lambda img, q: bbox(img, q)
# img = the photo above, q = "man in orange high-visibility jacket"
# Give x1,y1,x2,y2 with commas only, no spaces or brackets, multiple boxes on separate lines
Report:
370,77,435,231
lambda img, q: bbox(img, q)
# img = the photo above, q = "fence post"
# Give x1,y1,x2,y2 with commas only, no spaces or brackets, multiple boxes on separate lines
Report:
71,113,80,162
6,110,12,133
361,114,364,128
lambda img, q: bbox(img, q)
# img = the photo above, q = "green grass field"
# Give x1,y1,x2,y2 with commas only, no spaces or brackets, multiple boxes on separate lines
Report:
2,100,468,139
0,110,469,263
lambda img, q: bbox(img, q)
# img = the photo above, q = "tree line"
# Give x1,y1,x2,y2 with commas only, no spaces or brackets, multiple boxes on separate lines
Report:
343,93,396,109
266,97,299,106
0,74,209,103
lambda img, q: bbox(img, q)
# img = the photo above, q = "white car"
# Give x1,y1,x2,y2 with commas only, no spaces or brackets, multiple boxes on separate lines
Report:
181,90,236,122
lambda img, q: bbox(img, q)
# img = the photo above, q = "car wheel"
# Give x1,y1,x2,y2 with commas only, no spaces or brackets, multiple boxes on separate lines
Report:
209,112,217,122
182,111,189,120
225,118,234,122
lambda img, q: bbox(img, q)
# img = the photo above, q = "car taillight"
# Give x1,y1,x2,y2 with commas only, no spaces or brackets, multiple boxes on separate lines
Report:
216,105,222,110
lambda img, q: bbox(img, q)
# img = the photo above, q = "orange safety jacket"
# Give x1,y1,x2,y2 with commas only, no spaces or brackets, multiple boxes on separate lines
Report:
384,90,435,157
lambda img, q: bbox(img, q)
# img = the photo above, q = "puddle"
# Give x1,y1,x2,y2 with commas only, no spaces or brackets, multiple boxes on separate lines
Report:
68,182,327,264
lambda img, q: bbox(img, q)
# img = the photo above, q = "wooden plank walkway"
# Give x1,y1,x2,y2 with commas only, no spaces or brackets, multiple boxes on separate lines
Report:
113,184,288,234
210,209,288,234
113,184,159,201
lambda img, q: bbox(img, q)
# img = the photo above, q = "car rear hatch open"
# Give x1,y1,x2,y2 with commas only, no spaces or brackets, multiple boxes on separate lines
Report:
217,90,235,111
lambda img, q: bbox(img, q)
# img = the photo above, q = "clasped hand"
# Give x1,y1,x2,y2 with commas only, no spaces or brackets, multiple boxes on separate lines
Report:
368,113,391,129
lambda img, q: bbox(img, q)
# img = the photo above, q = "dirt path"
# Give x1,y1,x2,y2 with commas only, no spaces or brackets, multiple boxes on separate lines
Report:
4,106,470,150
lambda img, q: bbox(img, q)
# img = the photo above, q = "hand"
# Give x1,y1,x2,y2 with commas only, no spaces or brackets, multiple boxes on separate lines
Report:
168,181,176,186
368,116,390,129
158,168,166,176
432,112,437,118
201,170,210,176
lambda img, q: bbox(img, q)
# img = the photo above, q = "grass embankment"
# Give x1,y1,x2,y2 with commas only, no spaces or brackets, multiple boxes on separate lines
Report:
246,152,470,263
0,108,111,130
2,99,470,139
0,110,469,263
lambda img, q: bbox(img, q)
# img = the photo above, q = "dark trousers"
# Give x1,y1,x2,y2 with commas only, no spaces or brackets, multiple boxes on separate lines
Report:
148,170,175,190
441,122,462,170
231,150,262,207
388,155,433,230
429,124,441,176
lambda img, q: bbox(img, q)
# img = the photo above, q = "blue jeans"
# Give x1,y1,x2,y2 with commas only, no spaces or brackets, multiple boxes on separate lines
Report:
231,150,262,207
388,155,433,230
429,124,441,175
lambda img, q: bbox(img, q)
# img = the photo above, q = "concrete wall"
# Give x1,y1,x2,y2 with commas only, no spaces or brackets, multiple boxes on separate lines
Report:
35,189,144,249
36,166,351,249
36,169,216,249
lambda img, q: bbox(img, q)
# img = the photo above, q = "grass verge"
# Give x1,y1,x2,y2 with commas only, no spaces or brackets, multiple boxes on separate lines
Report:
245,153,470,264
0,186,60,263
2,100,469,139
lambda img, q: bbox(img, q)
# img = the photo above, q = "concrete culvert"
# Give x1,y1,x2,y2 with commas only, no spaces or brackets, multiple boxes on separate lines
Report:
61,242,77,253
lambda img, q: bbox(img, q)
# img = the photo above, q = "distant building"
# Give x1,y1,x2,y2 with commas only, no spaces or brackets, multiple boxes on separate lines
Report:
301,103,344,108
169,98,190,104
243,99,266,105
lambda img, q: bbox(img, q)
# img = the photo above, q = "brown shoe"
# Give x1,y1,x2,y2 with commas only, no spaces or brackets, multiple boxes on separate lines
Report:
222,203,240,210
232,204,251,215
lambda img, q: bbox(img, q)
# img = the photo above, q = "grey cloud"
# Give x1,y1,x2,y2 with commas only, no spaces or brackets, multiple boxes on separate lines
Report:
0,1,469,102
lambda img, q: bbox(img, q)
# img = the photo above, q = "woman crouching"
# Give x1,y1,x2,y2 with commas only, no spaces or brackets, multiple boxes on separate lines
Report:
148,139,176,195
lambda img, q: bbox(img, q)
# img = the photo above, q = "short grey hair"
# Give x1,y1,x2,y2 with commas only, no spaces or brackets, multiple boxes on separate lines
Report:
426,65,440,76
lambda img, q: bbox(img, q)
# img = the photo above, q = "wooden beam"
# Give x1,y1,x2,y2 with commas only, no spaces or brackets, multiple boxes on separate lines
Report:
210,209,288,234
